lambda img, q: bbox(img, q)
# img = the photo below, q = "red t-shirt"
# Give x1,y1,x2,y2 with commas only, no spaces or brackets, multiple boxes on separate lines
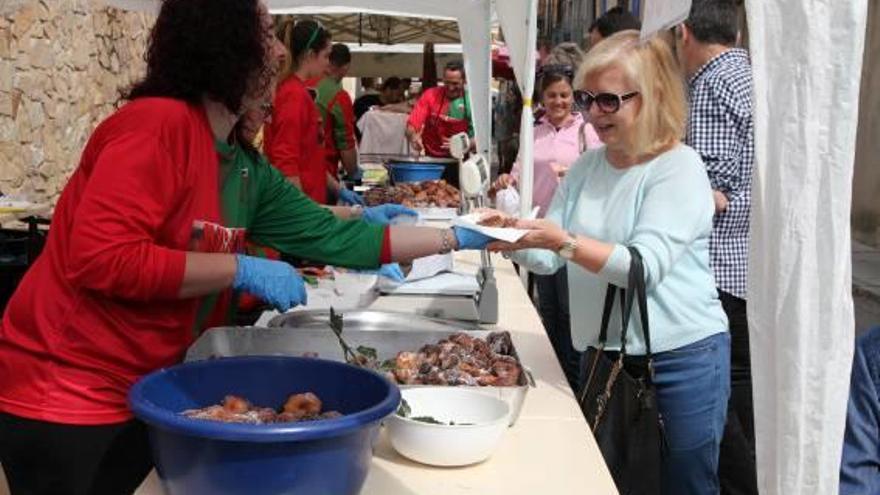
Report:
264,75,328,204
406,86,452,131
307,77,356,178
0,98,223,424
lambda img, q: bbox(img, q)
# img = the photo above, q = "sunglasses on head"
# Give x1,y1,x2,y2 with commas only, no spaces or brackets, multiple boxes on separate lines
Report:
539,64,575,81
573,90,639,114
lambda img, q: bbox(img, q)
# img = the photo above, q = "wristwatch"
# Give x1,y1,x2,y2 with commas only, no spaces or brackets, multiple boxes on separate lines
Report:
557,232,578,260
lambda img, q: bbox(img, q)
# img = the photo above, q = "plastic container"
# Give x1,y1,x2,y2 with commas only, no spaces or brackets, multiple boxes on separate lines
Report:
129,356,400,495
387,387,510,466
386,162,446,183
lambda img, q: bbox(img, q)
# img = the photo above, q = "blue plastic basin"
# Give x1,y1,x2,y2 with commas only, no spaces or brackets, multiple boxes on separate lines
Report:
387,162,446,183
129,356,400,495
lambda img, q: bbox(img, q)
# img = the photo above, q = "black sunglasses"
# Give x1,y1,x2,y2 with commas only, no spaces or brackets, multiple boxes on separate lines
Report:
573,90,639,114
539,64,575,81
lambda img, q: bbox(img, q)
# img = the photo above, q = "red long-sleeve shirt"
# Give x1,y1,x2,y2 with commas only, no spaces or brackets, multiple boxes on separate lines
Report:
264,75,328,204
0,98,388,425
0,99,214,424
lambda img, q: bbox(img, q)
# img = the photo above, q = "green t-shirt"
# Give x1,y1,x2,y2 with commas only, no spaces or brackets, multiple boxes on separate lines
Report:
214,139,384,263
447,93,474,137
313,77,355,152
194,139,385,329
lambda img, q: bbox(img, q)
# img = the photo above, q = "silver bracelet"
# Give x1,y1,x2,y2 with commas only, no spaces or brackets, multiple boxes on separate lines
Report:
440,229,453,254
350,204,364,219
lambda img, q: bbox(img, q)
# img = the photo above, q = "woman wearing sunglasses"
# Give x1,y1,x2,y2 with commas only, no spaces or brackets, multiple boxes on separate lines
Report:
491,31,730,494
490,63,600,390
265,19,348,205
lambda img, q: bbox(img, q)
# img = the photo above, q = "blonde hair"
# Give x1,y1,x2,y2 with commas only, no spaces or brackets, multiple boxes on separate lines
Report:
575,30,687,157
275,17,295,82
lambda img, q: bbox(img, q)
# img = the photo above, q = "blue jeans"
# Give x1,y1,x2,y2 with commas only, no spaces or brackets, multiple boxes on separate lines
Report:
582,332,730,495
655,332,730,495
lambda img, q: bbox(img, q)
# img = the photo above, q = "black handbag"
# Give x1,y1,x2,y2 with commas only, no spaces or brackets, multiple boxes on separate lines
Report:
577,247,665,495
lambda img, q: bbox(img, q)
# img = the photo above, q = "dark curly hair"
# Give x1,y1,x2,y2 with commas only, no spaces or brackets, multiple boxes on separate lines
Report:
126,0,270,115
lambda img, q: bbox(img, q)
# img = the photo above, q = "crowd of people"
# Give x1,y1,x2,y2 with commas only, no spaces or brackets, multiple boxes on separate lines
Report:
489,1,758,494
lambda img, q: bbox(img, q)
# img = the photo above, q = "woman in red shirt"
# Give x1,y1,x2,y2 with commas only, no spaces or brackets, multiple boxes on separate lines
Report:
264,19,338,204
0,2,491,493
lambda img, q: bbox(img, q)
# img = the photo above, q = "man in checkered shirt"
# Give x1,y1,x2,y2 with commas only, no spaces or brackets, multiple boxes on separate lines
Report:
678,1,757,494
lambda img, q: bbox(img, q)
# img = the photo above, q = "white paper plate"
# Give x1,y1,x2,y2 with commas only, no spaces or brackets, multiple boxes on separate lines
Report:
452,213,529,243
414,207,458,220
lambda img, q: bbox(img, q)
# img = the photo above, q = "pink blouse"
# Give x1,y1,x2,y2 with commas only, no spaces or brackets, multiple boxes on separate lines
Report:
511,112,602,217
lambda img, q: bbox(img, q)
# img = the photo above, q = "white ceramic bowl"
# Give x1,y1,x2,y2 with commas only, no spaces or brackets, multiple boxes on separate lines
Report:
386,387,510,467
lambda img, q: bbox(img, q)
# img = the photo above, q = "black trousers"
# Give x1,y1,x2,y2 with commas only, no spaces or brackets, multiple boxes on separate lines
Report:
0,412,153,495
535,267,580,391
717,290,759,495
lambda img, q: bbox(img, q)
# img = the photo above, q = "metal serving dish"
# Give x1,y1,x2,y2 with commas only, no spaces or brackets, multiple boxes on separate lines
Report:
187,311,533,425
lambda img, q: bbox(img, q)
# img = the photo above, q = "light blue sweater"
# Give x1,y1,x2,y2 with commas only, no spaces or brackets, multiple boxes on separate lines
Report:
511,144,728,354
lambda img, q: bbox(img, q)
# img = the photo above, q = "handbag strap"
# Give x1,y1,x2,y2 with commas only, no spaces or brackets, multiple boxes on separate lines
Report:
597,285,627,346
616,261,638,357
624,247,654,365
597,284,616,345
598,247,652,364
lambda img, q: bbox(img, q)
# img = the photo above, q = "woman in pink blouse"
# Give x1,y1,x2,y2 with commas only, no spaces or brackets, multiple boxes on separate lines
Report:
492,67,602,217
491,65,601,390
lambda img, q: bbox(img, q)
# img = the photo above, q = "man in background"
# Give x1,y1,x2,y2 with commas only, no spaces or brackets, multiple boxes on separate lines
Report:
677,1,757,493
405,60,474,159
587,6,641,49
840,325,880,494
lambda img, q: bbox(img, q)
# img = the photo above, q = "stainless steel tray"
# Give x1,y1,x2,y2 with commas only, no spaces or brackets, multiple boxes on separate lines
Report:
267,310,479,332
187,311,533,425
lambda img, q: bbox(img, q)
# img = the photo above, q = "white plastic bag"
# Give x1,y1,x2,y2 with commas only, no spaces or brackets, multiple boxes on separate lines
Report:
495,186,521,217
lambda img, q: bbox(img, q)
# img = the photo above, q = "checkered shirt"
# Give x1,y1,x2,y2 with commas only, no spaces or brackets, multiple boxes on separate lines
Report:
686,48,754,300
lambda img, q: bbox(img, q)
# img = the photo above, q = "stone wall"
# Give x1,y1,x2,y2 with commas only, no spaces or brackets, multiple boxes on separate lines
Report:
0,1,152,204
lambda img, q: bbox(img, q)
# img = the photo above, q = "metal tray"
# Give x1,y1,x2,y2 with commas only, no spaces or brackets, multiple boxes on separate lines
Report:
267,310,476,332
187,311,533,425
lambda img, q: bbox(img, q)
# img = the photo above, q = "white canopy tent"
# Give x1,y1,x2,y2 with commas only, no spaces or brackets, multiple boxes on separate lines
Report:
100,1,870,493
262,0,539,216
342,43,464,79
102,0,540,228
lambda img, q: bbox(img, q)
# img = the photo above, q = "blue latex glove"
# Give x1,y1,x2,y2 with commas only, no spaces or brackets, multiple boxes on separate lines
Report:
452,225,493,251
232,255,307,312
377,263,406,283
338,187,365,206
362,204,418,225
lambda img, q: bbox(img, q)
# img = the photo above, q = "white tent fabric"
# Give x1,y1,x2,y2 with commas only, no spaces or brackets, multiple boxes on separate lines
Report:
101,0,539,167
745,1,868,493
495,0,538,221
262,0,541,166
